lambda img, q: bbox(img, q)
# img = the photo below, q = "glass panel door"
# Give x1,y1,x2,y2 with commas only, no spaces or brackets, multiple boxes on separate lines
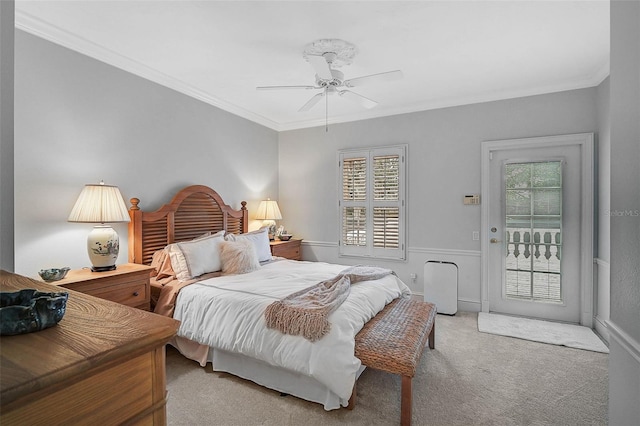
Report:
504,161,563,303
484,135,592,324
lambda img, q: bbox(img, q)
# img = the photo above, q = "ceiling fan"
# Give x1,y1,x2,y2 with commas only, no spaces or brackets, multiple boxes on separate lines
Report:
257,39,403,129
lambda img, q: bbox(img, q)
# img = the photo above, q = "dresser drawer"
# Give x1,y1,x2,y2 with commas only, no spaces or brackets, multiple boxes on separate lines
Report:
1,352,157,425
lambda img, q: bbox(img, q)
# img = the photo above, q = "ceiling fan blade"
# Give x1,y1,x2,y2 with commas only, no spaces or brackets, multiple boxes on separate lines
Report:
257,85,319,90
339,90,378,109
344,70,403,88
306,55,333,80
298,92,325,112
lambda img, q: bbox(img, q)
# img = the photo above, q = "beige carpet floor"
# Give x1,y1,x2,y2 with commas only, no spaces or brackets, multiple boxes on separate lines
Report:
165,311,608,425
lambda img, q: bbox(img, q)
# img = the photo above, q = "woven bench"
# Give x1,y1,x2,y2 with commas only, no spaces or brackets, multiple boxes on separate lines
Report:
349,297,437,426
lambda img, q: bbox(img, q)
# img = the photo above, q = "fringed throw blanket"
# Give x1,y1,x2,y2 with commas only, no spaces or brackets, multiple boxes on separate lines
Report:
264,265,393,341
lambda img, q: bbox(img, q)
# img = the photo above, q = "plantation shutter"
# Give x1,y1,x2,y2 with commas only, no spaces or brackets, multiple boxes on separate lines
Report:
373,155,400,250
339,146,406,260
343,157,367,201
340,154,369,256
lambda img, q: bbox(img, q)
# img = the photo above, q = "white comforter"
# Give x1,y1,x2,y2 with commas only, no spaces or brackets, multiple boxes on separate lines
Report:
174,260,411,402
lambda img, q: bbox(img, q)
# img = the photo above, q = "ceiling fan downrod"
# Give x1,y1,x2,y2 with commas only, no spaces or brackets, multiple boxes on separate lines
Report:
325,88,329,132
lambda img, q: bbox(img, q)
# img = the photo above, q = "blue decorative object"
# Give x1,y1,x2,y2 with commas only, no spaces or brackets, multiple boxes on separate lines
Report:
38,267,70,282
0,289,69,335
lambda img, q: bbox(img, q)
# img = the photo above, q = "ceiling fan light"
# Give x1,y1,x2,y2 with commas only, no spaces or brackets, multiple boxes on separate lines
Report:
259,38,400,129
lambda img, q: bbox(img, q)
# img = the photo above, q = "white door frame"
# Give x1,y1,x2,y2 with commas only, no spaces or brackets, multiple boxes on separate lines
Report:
481,133,594,327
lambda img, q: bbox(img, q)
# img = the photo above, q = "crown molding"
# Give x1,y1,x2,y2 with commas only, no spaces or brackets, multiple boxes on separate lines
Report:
14,11,283,132
15,10,608,133
277,74,607,131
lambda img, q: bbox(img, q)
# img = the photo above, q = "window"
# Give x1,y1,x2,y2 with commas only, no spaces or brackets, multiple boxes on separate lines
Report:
338,145,406,260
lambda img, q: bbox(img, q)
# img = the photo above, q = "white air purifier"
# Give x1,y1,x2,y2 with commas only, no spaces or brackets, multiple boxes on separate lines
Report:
424,261,458,315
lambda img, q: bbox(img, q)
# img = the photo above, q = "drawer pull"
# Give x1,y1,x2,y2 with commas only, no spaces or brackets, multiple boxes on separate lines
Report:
133,291,139,297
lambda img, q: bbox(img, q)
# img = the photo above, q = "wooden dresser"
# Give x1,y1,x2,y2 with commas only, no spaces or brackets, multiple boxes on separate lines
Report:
0,270,179,425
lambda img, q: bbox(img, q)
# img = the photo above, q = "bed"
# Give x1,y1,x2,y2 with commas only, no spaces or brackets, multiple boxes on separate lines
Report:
128,185,412,410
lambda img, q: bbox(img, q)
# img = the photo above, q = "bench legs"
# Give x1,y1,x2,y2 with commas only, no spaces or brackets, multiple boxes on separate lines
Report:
400,321,434,425
429,322,435,349
348,375,413,425
401,375,412,426
349,307,435,425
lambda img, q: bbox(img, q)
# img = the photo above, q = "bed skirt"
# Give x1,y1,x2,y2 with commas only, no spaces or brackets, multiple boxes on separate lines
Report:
170,336,364,410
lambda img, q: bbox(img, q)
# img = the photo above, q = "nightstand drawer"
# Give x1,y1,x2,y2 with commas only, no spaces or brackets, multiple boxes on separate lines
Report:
83,281,149,308
270,239,302,260
52,264,152,310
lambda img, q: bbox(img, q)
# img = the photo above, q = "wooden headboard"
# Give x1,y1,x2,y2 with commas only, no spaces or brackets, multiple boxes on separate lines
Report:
128,185,248,265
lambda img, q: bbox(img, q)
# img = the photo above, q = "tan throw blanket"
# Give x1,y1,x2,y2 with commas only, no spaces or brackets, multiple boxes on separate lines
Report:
264,265,394,342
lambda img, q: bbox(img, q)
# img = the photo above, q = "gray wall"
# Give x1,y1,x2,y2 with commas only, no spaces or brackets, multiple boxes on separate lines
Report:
0,0,15,272
608,1,640,424
279,88,598,309
14,30,279,276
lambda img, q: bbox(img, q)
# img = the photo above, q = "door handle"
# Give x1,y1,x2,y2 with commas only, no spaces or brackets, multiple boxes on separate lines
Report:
490,238,502,243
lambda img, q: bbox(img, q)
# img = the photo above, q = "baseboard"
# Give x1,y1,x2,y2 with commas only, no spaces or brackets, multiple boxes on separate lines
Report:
594,315,610,343
607,320,640,424
458,298,481,312
607,320,640,363
410,292,481,313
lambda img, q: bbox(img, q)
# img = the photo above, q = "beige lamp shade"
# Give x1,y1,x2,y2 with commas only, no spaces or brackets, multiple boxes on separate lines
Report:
68,182,130,223
255,198,282,240
254,198,282,221
68,182,130,272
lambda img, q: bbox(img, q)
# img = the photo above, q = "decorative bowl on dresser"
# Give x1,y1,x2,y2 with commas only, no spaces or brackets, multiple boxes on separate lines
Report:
37,267,70,282
0,289,69,336
0,270,179,425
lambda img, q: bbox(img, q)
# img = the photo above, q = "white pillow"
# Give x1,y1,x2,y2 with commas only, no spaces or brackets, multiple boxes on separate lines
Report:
168,231,225,281
225,227,272,262
220,239,260,275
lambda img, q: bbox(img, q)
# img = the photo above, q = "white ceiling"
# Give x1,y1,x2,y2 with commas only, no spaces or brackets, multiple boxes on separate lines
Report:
15,1,610,131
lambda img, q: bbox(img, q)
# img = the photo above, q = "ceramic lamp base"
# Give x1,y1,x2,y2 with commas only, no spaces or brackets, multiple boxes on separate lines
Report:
262,220,277,241
87,225,120,272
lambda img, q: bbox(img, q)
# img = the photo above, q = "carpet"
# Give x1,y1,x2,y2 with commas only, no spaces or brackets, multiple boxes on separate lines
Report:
166,312,609,425
478,312,609,353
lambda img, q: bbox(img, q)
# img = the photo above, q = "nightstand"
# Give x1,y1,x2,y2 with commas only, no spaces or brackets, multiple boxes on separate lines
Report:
50,263,153,310
270,239,302,260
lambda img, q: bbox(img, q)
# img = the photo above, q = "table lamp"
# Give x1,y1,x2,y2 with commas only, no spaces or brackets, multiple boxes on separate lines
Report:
68,181,130,272
255,198,282,240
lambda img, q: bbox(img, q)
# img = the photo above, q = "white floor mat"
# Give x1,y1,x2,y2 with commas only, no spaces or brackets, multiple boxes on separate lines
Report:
478,312,609,353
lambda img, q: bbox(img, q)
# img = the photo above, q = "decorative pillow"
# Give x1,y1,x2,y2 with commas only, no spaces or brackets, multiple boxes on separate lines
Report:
225,227,272,262
219,239,260,275
167,231,225,281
